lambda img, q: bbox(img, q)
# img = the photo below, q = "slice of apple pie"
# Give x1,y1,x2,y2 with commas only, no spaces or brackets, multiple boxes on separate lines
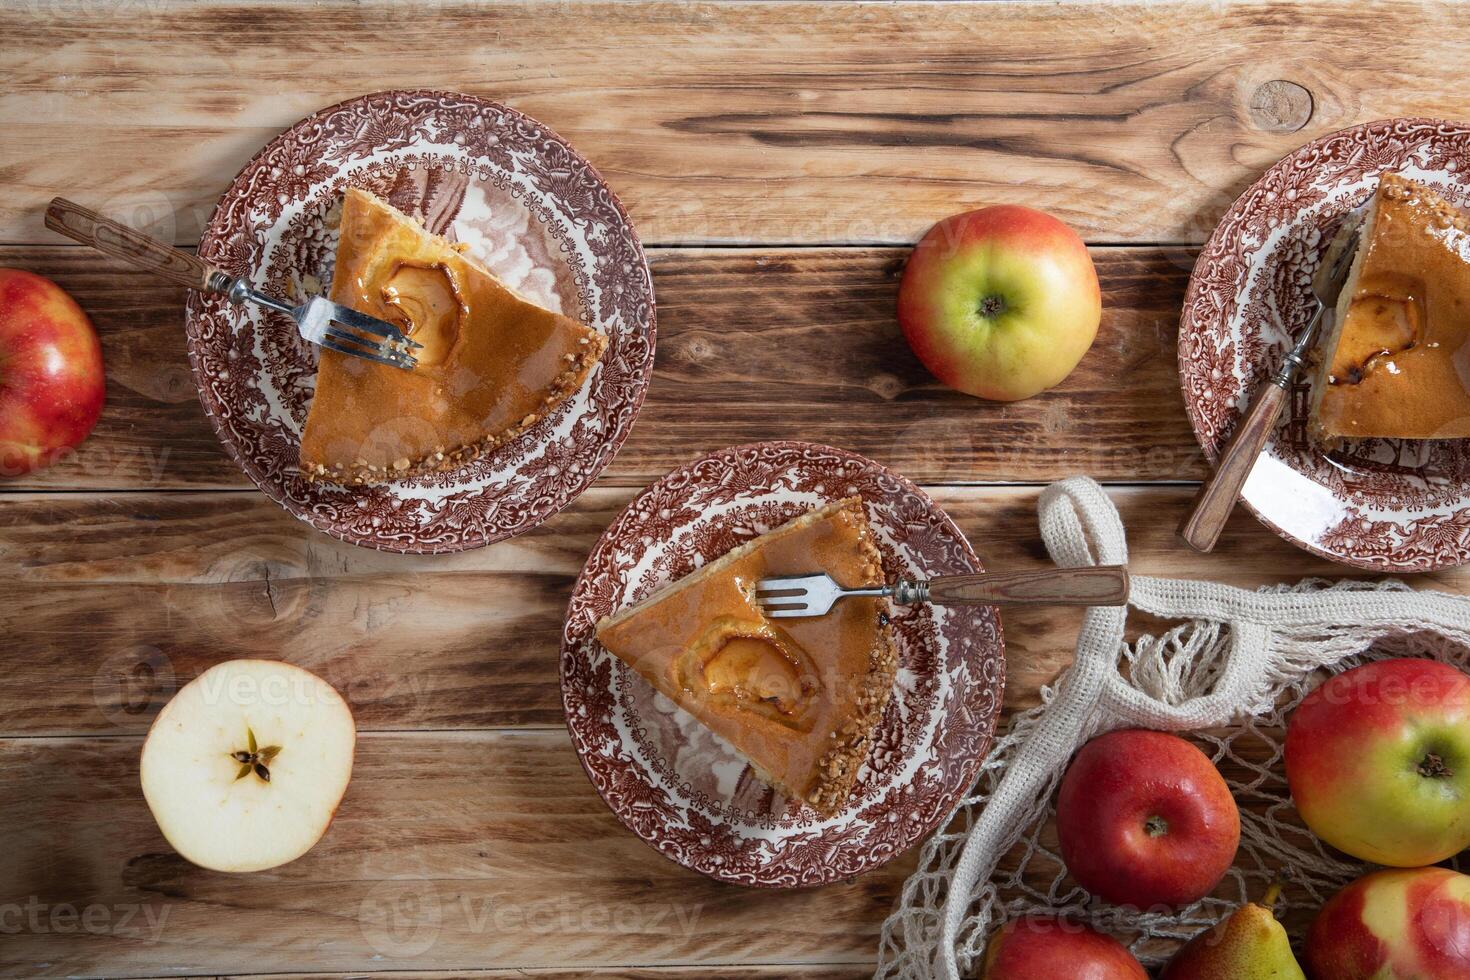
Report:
300,188,606,484
595,497,898,816
1311,173,1470,441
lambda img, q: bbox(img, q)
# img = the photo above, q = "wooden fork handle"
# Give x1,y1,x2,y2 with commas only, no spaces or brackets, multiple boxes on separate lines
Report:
1177,380,1288,553
45,197,220,291
926,565,1129,607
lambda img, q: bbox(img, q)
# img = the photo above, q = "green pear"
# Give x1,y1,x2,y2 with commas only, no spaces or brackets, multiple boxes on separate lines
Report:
1161,887,1306,980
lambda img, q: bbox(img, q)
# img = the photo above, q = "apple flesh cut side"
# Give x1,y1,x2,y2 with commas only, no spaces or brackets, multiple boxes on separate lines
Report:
1285,657,1470,867
897,205,1101,401
981,915,1147,980
1056,729,1240,909
140,659,356,872
1307,867,1470,979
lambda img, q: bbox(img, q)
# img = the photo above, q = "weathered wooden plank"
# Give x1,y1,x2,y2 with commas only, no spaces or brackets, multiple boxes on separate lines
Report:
0,245,1200,490
3,2,1467,246
0,488,615,736
0,732,905,980
0,723,1356,980
6,484,1465,738
226,969,866,980
13,4,1465,979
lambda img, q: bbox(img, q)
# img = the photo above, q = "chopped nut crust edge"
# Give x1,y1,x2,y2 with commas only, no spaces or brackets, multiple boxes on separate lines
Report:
302,329,609,486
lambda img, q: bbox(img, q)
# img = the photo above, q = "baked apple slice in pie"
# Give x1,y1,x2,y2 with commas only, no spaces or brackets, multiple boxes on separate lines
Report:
1311,173,1470,441
595,497,898,816
299,188,607,484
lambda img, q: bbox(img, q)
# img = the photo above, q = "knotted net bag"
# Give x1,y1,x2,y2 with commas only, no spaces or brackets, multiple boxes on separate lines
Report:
875,476,1470,979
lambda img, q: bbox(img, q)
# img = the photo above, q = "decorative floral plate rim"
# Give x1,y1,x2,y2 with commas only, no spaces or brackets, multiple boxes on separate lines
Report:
1179,116,1470,572
187,89,656,553
559,440,1007,888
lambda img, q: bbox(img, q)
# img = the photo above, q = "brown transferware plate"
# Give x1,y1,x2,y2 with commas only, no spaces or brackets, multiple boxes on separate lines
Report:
1180,118,1470,570
560,442,1006,887
188,90,655,552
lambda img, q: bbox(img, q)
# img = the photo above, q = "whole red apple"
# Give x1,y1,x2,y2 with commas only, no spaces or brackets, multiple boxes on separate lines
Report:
1307,867,1470,979
1057,729,1240,909
897,204,1100,401
981,915,1146,980
0,268,104,476
1285,658,1470,866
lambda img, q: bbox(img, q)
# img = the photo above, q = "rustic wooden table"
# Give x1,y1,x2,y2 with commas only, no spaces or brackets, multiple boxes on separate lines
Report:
6,1,1470,978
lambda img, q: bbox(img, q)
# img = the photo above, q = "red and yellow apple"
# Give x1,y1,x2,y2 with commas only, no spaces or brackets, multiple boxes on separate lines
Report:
1285,658,1470,866
897,204,1100,401
1057,729,1240,909
1306,867,1470,979
0,268,104,476
981,915,1146,980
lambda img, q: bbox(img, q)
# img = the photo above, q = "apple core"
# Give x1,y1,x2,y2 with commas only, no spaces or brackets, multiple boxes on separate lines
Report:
228,725,281,783
978,294,1009,319
1419,750,1453,780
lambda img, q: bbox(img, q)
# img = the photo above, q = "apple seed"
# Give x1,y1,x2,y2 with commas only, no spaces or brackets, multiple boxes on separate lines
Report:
227,726,281,784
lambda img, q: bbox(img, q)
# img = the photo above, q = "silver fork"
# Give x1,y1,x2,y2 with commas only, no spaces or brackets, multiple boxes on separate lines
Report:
45,197,420,371
755,565,1130,618
1178,211,1365,552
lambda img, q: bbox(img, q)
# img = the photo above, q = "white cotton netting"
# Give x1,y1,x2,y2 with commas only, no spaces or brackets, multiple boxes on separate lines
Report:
874,477,1470,980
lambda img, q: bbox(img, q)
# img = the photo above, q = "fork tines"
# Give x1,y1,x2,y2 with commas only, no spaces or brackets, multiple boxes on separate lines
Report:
321,327,416,370
753,582,805,603
322,304,423,370
1315,213,1364,300
753,573,838,618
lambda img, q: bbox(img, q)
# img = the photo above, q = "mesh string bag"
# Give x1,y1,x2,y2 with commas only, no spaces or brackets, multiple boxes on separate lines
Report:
874,476,1470,979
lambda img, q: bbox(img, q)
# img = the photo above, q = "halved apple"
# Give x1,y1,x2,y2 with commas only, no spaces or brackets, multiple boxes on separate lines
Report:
140,659,356,872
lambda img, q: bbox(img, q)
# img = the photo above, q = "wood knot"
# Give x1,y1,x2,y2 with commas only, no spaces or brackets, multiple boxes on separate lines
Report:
674,333,716,365
1248,79,1313,133
869,372,903,401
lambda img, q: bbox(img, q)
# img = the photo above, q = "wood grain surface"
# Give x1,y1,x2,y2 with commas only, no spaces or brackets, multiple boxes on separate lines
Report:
2,733,907,978
9,483,1459,977
7,1,1470,977
7,485,1466,739
0,245,1199,490
4,1,1468,246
